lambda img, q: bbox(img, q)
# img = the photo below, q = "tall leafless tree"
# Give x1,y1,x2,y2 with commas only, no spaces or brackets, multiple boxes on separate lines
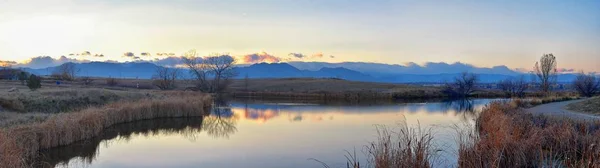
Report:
204,54,237,93
534,54,557,94
443,72,478,98
183,50,211,92
52,63,79,81
573,72,599,97
152,66,180,90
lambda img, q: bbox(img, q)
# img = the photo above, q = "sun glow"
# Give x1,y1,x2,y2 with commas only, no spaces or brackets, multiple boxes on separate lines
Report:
0,15,95,61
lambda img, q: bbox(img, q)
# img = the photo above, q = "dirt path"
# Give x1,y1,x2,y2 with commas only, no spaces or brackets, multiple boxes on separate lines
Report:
526,99,600,121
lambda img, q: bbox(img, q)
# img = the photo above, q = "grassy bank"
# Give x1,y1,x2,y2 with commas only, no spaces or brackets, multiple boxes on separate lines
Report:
0,88,150,113
35,117,206,168
459,101,600,167
0,91,212,167
566,96,600,114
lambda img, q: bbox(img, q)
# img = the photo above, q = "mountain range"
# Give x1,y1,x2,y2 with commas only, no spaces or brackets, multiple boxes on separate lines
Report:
22,61,578,83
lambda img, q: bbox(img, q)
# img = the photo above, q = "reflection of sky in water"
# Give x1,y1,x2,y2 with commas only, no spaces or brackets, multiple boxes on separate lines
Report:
54,99,497,168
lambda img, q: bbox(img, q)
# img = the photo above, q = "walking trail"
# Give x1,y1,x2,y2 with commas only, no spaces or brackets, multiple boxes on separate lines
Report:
525,98,600,121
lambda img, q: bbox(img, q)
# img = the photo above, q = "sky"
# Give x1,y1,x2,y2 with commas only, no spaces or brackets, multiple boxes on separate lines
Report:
0,0,599,72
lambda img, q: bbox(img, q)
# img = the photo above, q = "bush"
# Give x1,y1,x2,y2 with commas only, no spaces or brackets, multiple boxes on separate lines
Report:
573,73,599,97
26,74,41,90
106,77,118,86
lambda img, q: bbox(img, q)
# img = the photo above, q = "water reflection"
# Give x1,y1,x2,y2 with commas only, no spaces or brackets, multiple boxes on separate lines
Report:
35,117,207,168
33,99,497,168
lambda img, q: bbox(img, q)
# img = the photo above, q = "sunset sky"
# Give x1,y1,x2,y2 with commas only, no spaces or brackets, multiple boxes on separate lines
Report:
0,0,599,71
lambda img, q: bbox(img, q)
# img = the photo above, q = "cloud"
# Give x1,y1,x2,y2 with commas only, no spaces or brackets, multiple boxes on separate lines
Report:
288,53,305,59
152,56,186,67
16,56,89,69
329,55,335,58
81,51,91,56
0,60,17,67
242,52,281,64
140,52,151,56
93,54,104,57
311,53,323,58
558,68,576,73
123,52,135,57
156,53,177,57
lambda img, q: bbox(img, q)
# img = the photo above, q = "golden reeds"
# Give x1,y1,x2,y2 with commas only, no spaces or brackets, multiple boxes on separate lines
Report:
458,101,600,167
0,91,212,167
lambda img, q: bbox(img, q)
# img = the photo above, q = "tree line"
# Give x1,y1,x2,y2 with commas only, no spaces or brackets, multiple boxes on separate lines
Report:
444,53,599,98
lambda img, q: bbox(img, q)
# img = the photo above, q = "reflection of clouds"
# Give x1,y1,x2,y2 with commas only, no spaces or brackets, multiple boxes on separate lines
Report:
229,99,498,123
244,108,279,123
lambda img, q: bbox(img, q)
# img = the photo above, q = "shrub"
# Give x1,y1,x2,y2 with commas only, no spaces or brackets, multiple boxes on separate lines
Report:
458,101,600,167
573,73,599,97
26,74,42,90
106,77,119,86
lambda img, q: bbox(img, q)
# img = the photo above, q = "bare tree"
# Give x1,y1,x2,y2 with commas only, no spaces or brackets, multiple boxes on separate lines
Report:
183,50,238,93
443,72,478,98
205,54,237,93
183,50,211,92
152,66,180,90
244,73,249,92
80,77,94,85
498,76,528,97
106,77,119,87
534,54,557,94
52,63,79,81
573,72,600,97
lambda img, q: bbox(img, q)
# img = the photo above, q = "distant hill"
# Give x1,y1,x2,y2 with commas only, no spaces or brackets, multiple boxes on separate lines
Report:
24,62,161,79
23,62,578,83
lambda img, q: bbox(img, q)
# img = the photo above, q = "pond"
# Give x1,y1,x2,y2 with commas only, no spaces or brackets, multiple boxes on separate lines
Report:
35,99,498,168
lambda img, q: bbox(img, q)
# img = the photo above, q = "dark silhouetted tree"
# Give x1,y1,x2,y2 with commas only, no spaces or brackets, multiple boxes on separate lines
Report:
152,67,180,90
27,74,42,90
573,72,599,97
443,72,478,98
534,54,557,94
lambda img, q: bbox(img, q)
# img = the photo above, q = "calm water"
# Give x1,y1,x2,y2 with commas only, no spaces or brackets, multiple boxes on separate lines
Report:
37,99,496,168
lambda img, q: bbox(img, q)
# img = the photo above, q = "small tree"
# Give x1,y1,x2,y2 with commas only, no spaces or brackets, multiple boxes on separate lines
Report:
52,63,79,81
244,73,249,92
18,71,29,85
573,72,600,97
106,77,119,87
80,77,94,85
534,53,557,94
27,74,42,90
498,76,528,97
443,72,478,98
152,67,179,90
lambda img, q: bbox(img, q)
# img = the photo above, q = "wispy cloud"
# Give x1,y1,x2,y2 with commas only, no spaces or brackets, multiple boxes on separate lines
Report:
15,56,89,69
288,53,305,59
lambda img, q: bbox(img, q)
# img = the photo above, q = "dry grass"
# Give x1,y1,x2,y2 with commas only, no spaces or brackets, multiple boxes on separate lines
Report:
0,88,150,113
508,95,580,108
0,91,212,167
458,101,600,168
343,124,440,168
566,96,600,114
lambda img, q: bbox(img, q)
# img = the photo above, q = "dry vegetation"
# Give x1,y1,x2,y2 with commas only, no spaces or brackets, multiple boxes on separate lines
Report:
228,78,450,101
566,97,600,114
0,88,212,167
458,101,600,167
